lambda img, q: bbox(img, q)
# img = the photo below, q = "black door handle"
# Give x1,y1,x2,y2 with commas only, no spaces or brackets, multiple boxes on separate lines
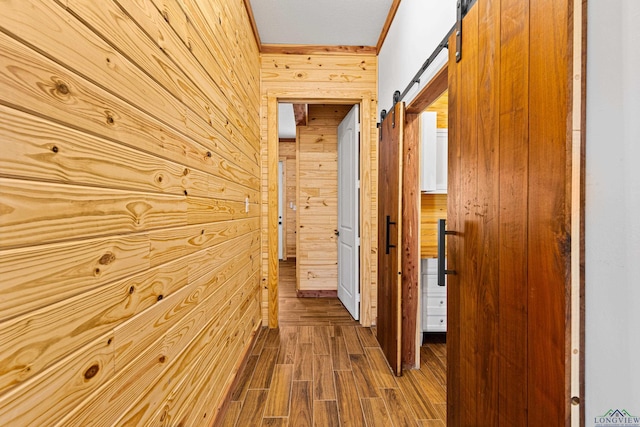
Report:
437,219,456,286
385,215,396,254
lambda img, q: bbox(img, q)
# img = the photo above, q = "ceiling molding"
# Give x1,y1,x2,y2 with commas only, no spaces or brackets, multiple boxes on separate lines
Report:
242,0,262,48
261,44,377,55
376,0,402,53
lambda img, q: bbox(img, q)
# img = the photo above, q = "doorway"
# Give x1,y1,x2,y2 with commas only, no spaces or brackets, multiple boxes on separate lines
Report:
276,102,362,324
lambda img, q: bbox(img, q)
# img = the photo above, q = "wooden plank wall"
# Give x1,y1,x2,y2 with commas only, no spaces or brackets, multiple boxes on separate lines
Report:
0,0,261,425
280,140,297,258
260,54,378,325
425,91,449,129
296,105,350,291
420,194,448,258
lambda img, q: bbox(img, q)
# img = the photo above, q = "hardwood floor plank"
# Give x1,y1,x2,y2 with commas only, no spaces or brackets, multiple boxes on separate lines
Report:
249,347,279,389
236,389,268,426
252,327,269,356
356,327,379,347
262,417,288,426
410,366,446,404
417,420,446,427
341,326,364,354
313,400,340,427
218,262,447,426
349,354,379,398
299,326,314,343
334,370,366,426
218,400,242,427
434,403,447,421
263,364,294,417
293,343,314,381
395,370,439,419
420,346,447,387
313,354,336,400
330,336,351,371
289,381,313,427
264,328,282,348
361,397,392,427
313,326,331,355
364,347,397,389
429,342,446,359
231,355,259,401
277,326,298,364
381,388,418,427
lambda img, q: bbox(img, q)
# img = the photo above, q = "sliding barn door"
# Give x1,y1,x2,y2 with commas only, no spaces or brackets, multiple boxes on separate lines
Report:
377,102,404,376
447,0,574,425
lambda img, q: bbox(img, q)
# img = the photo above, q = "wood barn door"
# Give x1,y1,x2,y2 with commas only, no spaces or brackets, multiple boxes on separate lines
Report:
377,102,404,376
447,0,577,424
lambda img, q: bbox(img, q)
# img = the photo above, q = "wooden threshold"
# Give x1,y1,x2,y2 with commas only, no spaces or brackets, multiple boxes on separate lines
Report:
296,289,338,298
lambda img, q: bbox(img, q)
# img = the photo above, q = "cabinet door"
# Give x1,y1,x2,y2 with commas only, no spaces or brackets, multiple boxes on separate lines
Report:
421,112,448,194
421,111,438,192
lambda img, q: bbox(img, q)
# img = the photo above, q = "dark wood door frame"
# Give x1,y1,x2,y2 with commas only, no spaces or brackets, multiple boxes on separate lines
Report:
401,64,449,370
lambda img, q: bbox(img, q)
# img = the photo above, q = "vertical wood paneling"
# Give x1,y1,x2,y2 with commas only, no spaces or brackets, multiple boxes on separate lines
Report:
476,0,501,424
280,141,298,258
528,0,570,423
458,5,479,425
446,29,462,427
297,105,349,291
376,102,404,376
498,0,530,423
447,0,577,423
402,112,421,368
420,194,448,258
268,95,279,328
0,0,261,425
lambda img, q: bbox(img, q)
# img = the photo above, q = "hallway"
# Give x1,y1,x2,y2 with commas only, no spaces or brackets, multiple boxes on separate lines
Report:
218,261,446,426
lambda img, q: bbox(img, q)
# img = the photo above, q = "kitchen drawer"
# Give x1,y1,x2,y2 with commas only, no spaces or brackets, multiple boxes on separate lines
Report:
422,273,446,290
426,296,447,315
425,315,447,332
421,258,438,275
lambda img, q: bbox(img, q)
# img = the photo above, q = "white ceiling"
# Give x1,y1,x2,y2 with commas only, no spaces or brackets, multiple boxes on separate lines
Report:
248,0,394,46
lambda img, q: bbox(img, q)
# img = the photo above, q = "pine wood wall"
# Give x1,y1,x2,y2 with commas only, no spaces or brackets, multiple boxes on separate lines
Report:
260,53,379,326
420,194,448,258
279,140,297,258
296,105,351,292
0,0,261,425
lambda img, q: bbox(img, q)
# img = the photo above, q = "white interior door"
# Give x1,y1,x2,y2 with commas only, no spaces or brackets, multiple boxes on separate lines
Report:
337,104,360,320
278,160,284,260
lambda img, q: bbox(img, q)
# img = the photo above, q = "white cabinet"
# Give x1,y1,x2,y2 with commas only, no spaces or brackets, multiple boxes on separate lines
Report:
421,258,447,332
420,112,448,193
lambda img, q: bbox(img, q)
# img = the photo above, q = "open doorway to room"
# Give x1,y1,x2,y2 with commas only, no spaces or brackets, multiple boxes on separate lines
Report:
276,102,361,326
415,88,449,387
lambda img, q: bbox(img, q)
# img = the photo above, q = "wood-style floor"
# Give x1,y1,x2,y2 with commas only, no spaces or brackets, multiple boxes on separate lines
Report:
219,260,446,426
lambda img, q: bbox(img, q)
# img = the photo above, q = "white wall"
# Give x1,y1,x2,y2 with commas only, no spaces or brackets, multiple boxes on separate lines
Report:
586,0,640,422
378,0,456,117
